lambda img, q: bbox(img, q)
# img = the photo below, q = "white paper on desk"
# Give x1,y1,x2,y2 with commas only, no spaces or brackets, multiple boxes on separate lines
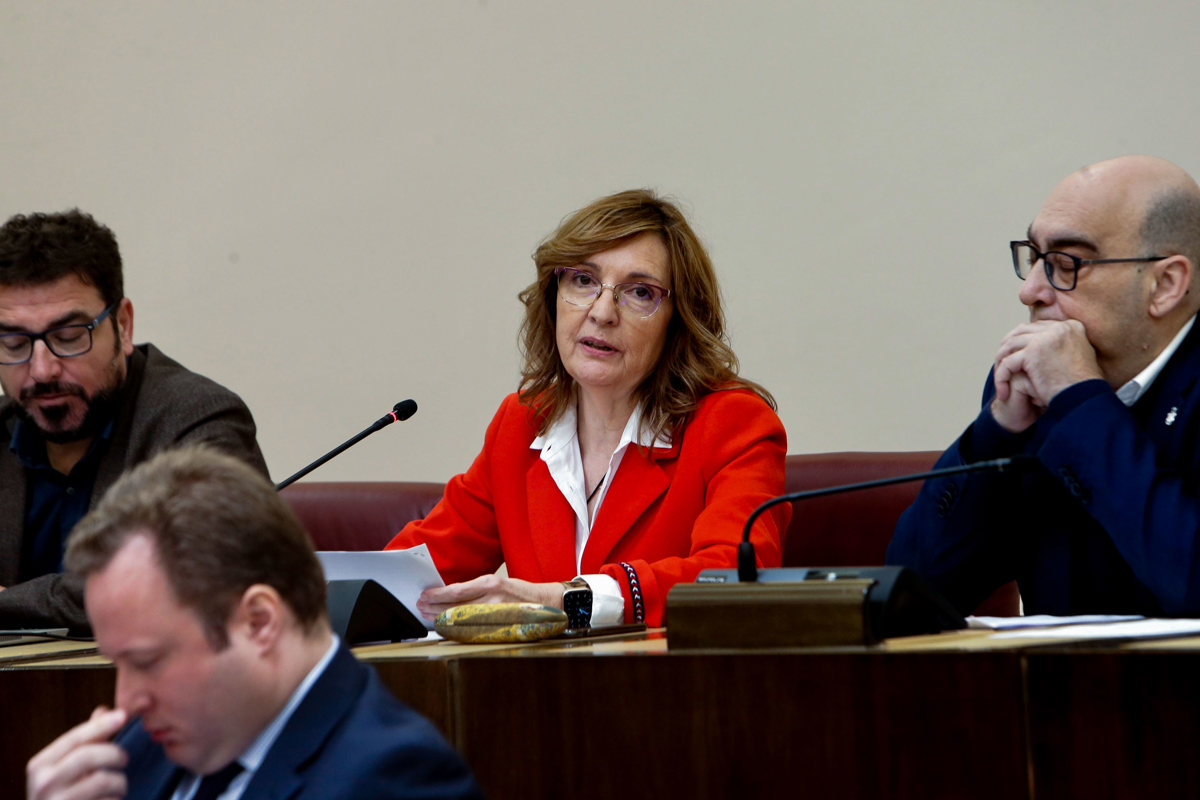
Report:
968,614,1143,630
989,617,1200,640
317,545,444,630
0,628,69,647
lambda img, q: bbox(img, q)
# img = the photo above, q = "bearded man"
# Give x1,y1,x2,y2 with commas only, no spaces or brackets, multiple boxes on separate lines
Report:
0,209,266,631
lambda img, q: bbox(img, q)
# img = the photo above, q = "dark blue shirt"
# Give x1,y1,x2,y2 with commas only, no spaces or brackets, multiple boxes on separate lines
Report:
11,416,114,580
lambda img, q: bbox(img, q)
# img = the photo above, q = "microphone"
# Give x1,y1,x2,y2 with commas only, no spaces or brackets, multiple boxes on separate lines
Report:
668,455,1036,649
736,455,1032,582
279,400,421,646
274,400,418,491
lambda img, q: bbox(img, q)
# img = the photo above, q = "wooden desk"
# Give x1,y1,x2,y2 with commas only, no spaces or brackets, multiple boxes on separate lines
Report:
0,640,113,794
7,629,1199,799
1024,644,1200,798
361,631,1030,799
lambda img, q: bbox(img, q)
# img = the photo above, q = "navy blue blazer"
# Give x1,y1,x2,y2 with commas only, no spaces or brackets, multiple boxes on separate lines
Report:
117,642,482,799
887,320,1200,617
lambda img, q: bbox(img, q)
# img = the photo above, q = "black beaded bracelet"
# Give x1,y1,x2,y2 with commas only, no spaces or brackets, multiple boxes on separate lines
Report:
618,561,645,624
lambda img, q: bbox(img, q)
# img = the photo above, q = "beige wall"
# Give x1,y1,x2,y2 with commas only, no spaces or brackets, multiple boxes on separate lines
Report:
1,2,1195,482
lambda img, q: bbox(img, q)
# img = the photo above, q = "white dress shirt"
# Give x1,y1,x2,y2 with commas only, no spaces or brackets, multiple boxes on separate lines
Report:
1115,315,1196,407
531,401,671,626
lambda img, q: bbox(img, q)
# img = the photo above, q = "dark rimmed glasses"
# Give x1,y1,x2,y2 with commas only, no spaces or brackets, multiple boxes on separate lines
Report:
1010,241,1166,292
555,267,671,318
0,302,119,365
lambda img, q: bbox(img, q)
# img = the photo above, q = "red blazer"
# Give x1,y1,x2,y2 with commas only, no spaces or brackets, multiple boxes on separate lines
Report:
386,389,790,626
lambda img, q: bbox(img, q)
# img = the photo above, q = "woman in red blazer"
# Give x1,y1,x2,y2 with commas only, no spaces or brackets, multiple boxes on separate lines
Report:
387,190,789,627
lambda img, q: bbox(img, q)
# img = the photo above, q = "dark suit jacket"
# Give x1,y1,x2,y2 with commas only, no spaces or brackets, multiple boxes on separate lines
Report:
387,389,790,626
888,320,1200,616
0,343,267,630
119,642,482,800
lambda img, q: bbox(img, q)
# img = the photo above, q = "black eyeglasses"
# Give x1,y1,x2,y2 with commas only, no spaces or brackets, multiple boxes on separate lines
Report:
0,302,119,365
1010,241,1165,292
555,267,671,318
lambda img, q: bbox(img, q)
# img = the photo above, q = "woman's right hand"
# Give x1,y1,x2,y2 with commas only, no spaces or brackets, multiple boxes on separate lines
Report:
417,575,564,621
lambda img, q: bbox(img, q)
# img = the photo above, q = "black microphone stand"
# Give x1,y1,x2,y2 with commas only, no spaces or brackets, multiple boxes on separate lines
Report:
670,456,1033,649
737,456,1027,582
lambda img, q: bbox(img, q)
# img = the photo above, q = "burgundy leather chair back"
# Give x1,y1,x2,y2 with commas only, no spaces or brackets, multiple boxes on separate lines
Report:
282,451,1020,615
781,451,940,567
281,481,445,551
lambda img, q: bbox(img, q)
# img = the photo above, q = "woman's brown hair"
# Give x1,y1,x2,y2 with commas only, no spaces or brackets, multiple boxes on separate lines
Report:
518,189,774,445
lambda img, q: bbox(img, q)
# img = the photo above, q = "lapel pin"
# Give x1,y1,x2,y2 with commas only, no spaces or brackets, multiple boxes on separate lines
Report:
1166,407,1179,426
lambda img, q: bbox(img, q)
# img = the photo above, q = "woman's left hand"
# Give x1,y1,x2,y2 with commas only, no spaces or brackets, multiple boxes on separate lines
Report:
416,574,565,621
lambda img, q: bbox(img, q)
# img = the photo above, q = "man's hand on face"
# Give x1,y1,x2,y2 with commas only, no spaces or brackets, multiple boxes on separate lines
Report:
990,319,1104,433
27,706,128,800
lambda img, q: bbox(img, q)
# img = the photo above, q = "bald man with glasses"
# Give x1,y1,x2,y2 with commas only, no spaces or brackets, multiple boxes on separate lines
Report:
888,155,1200,617
0,209,266,632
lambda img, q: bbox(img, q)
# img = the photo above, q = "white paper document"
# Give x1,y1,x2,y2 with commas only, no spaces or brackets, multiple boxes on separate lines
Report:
0,628,70,647
318,545,444,630
985,617,1200,641
968,614,1144,630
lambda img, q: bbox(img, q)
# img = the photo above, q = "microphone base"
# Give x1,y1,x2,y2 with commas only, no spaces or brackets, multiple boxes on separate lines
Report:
327,579,428,645
667,566,965,649
667,578,876,649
